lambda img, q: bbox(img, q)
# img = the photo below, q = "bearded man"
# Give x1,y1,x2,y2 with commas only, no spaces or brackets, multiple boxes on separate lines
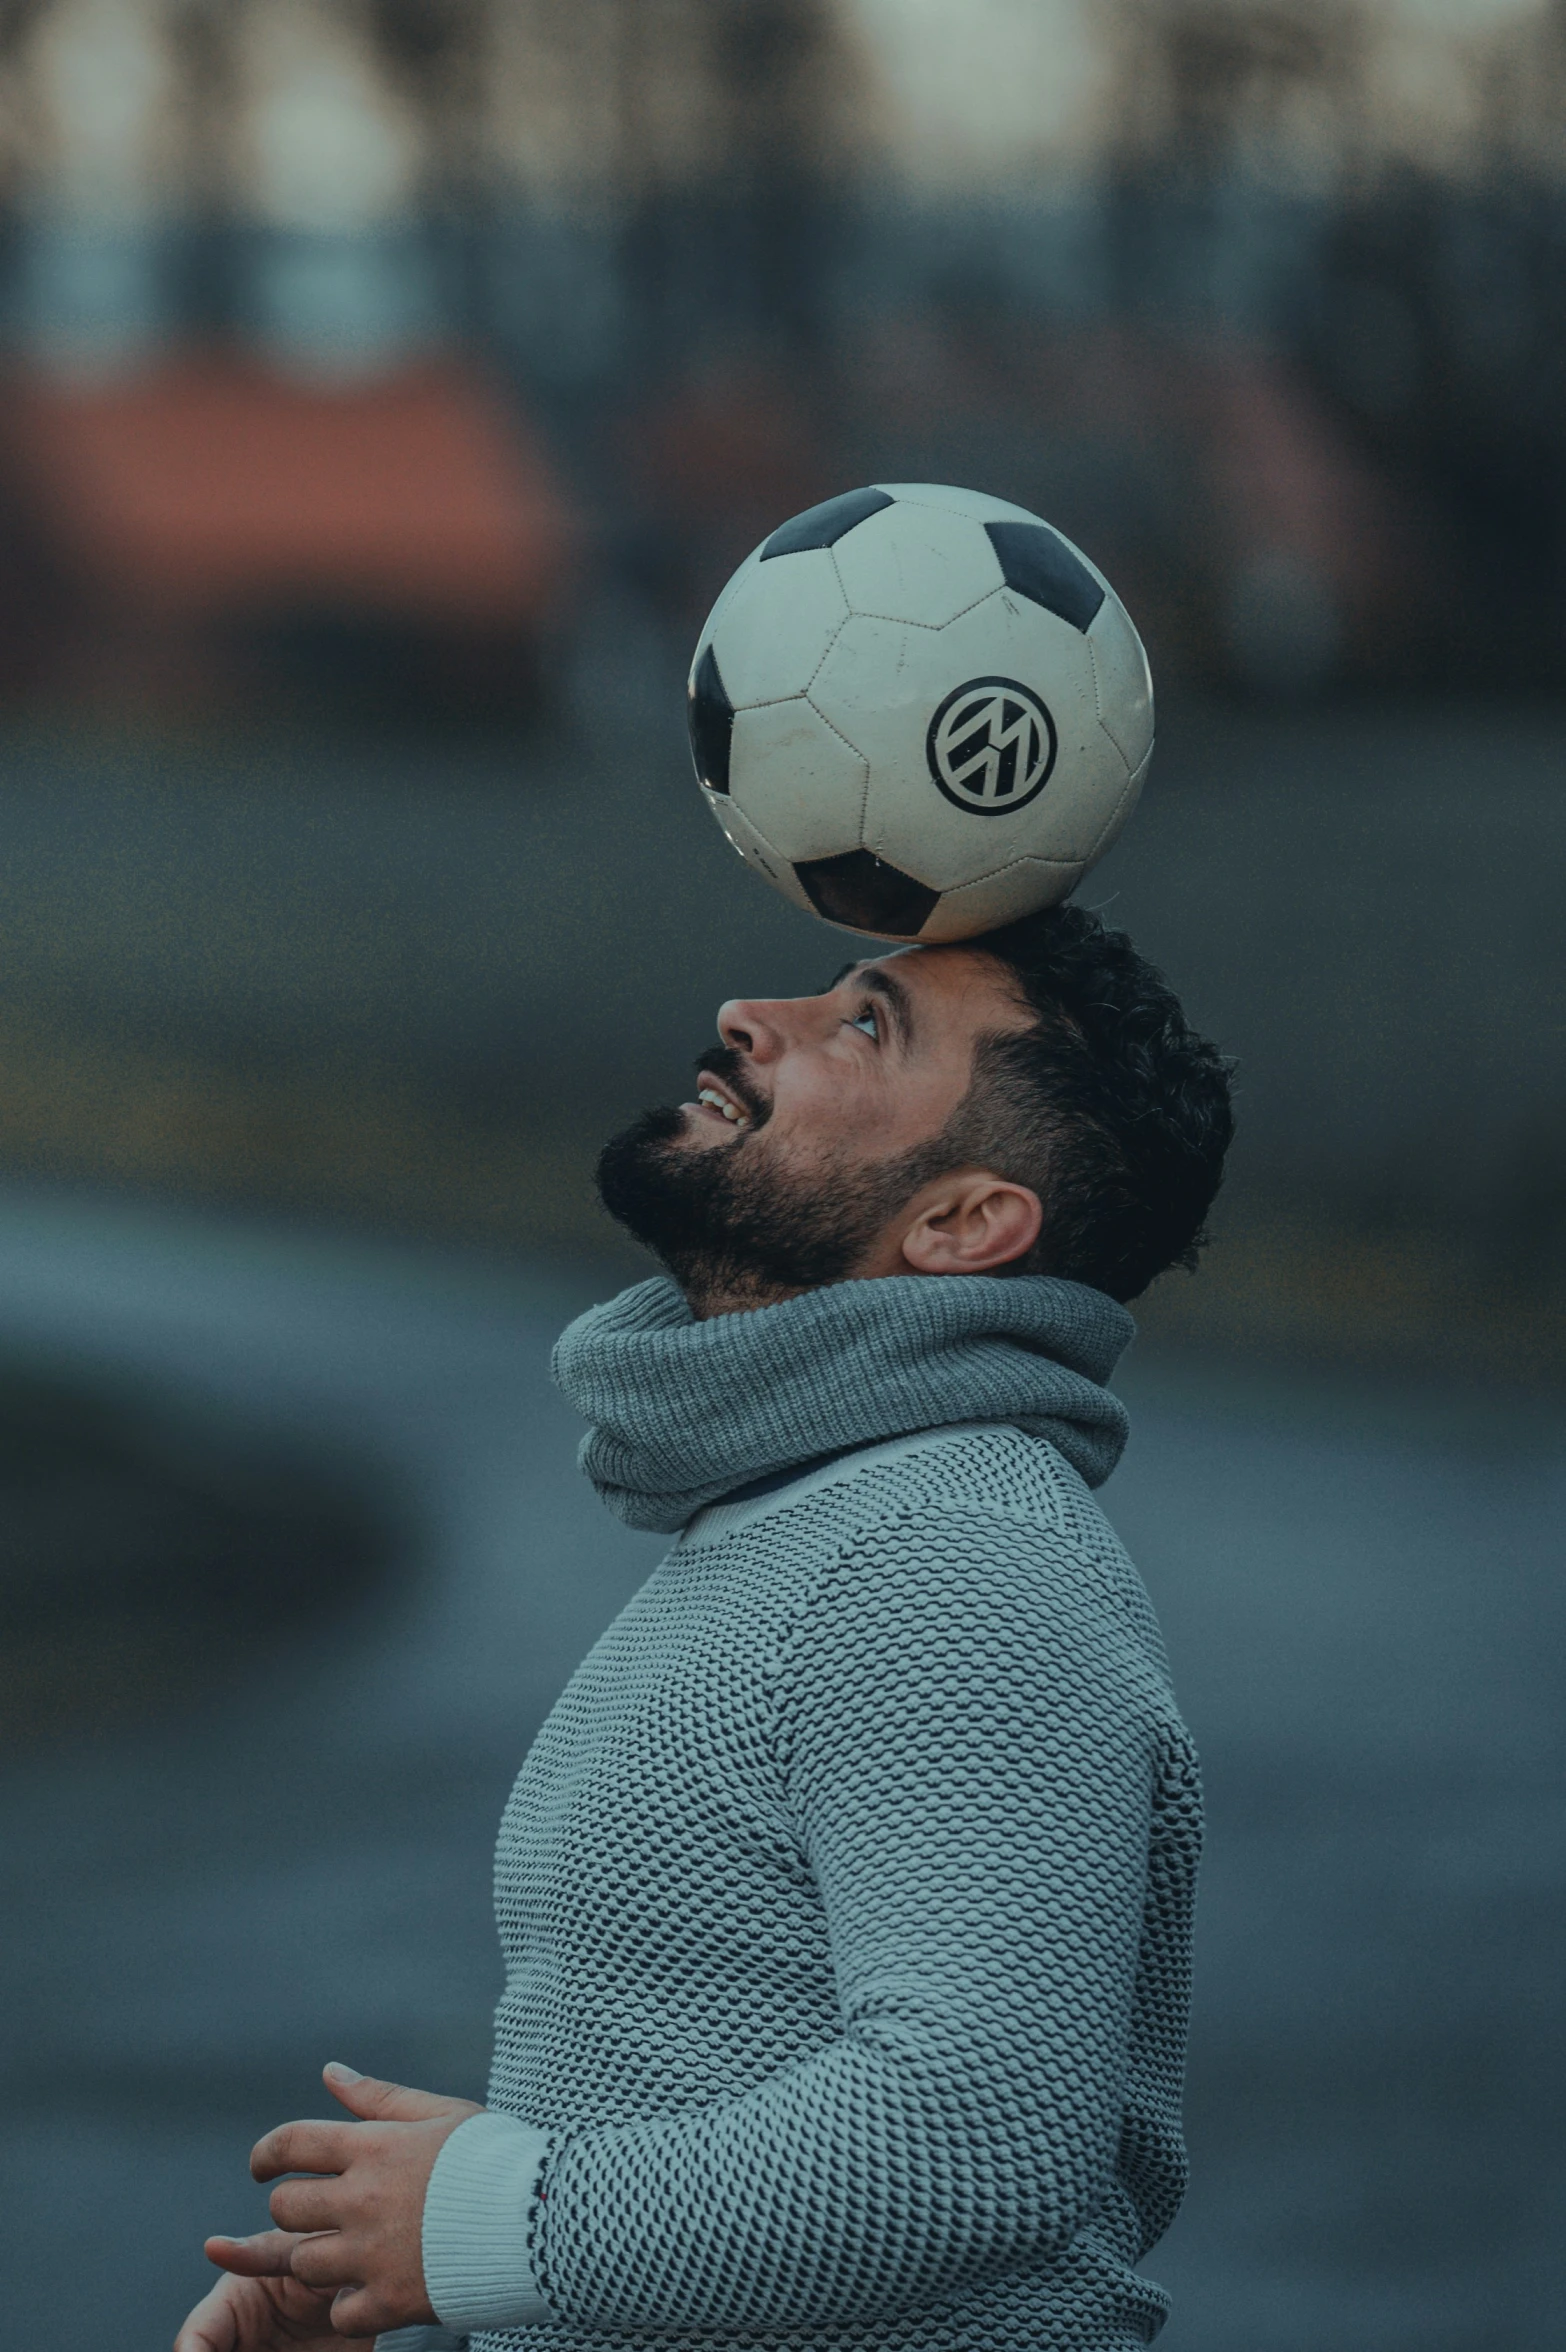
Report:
177,901,1233,2352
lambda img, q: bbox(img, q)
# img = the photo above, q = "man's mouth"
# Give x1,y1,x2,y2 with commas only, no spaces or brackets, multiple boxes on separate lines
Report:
694,1072,753,1130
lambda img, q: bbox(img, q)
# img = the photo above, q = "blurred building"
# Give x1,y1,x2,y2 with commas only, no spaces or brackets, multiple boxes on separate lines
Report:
0,0,1558,707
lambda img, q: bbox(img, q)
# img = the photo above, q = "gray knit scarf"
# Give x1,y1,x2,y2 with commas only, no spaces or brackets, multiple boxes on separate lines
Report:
552,1272,1135,1533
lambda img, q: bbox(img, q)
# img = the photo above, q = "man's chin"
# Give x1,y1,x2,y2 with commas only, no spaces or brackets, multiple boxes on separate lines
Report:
595,1107,719,1261
595,1102,890,1306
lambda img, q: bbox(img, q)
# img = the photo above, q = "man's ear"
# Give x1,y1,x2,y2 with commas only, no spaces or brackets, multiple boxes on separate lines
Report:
897,1172,1043,1276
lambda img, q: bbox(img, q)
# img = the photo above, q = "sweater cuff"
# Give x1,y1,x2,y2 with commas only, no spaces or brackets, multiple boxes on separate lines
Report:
376,2330,467,2351
422,2110,553,2330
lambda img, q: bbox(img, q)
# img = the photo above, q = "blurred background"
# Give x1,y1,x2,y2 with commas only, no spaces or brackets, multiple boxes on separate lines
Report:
0,4,1561,2347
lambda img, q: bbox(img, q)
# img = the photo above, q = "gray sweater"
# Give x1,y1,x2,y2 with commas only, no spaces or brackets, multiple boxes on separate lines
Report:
403,1272,1201,2352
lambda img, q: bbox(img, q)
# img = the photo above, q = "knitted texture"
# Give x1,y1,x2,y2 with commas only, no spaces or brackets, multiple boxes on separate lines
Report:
474,1278,1199,2352
423,2111,551,2328
551,1272,1134,1531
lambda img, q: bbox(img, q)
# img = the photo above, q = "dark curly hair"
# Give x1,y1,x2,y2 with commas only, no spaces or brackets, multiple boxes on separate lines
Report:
939,903,1235,1302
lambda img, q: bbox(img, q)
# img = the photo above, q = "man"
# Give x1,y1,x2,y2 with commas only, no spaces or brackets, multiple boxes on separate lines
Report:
177,901,1232,2352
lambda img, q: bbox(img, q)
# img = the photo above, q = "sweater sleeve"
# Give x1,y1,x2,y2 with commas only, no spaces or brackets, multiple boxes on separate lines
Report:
528,1508,1157,2333
420,2109,553,2330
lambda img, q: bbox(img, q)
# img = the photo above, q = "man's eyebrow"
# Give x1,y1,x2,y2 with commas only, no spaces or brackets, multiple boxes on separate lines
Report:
826,958,914,1046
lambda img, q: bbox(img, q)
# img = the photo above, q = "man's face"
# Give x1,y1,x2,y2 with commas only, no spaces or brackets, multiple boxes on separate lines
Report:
596,945,1033,1313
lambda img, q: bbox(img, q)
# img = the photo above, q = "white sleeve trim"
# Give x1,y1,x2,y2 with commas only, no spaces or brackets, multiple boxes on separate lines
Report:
376,2329,466,2351
422,2109,553,2331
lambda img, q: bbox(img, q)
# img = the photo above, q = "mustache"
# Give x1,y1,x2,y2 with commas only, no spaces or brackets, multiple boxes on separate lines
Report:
693,1043,771,1130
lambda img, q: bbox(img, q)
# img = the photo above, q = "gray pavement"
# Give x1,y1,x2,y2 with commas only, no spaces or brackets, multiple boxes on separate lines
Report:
1,1188,1561,2352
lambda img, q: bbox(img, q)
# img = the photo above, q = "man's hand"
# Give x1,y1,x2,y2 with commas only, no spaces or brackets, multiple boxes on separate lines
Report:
174,2063,482,2350
173,2229,367,2352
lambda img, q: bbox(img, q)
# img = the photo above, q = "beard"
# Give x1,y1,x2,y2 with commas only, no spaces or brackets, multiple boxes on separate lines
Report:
596,1045,945,1313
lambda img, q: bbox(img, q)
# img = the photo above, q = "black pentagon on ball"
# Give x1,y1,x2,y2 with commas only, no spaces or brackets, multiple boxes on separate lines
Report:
794,850,941,938
687,644,734,793
985,521,1105,633
761,487,895,561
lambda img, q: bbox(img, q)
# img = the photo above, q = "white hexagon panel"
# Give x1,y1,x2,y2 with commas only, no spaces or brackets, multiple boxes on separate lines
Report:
729,697,868,863
831,499,1005,629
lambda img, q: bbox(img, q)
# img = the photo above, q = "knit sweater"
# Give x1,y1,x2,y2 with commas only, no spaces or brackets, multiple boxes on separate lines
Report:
407,1272,1202,2352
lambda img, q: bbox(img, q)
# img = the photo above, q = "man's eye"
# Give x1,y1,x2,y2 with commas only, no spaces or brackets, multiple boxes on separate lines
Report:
848,1006,879,1041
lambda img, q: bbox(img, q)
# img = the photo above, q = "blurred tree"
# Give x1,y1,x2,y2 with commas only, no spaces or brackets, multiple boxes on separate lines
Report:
1308,170,1566,682
479,0,861,374
1107,0,1370,188
1094,0,1566,687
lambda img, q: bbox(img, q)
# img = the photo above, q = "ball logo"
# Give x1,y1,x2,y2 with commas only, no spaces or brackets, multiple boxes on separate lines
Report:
926,677,1057,815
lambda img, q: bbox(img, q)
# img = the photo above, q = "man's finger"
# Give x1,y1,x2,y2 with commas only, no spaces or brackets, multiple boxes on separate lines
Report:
322,2061,459,2123
203,2228,305,2277
327,2281,400,2341
174,2275,244,2352
269,2175,345,2235
250,2120,353,2181
288,2231,358,2292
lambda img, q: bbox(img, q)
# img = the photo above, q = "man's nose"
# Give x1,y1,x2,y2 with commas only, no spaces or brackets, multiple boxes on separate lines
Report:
716,997,799,1063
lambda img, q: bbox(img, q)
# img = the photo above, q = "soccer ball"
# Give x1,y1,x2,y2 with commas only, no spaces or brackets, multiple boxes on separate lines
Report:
686,483,1153,942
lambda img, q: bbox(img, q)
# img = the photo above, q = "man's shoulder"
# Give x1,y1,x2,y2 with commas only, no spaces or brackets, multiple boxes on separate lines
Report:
687,1419,1126,1576
678,1419,1069,1548
765,1429,1176,1709
667,1420,1175,1712
826,1424,1162,1638
832,1418,1108,1540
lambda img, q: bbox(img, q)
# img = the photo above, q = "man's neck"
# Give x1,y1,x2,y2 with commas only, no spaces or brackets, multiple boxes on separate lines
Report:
677,1238,916,1320
681,1275,809,1321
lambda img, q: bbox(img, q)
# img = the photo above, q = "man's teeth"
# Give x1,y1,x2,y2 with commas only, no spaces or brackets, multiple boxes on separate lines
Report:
698,1087,749,1127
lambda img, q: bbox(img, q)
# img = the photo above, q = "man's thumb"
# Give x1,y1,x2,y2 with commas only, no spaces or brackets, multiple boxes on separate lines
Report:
323,2062,451,2121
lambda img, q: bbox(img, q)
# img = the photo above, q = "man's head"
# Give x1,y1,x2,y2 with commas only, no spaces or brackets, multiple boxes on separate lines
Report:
597,903,1234,1319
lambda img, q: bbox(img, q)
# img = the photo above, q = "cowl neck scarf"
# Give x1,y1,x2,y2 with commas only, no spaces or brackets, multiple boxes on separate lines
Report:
552,1272,1134,1533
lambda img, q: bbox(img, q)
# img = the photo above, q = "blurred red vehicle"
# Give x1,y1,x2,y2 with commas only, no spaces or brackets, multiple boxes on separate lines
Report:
0,357,579,718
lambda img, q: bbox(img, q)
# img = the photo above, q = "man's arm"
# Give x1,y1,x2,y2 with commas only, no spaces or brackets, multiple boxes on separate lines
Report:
427,1511,1157,2335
